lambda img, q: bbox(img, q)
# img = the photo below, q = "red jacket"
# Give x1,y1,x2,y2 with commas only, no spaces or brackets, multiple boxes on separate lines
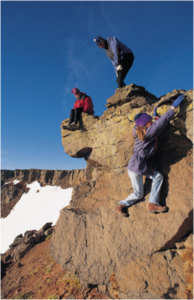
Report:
73,94,94,115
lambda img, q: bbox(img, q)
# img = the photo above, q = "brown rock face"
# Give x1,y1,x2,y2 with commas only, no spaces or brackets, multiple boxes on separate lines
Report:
50,84,193,298
13,168,86,187
1,182,30,218
106,84,158,108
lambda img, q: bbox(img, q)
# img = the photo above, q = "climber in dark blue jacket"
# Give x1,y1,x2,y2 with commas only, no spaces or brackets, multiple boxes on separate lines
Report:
115,94,185,217
94,36,134,88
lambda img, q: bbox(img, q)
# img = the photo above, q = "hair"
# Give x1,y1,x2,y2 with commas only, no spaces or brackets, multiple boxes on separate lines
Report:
135,126,147,141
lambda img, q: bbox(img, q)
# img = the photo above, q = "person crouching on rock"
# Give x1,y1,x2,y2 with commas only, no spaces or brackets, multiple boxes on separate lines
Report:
94,36,134,88
63,88,94,130
115,94,185,217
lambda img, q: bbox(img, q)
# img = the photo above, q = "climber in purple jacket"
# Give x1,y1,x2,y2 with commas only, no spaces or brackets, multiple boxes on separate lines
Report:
115,94,185,217
94,36,134,88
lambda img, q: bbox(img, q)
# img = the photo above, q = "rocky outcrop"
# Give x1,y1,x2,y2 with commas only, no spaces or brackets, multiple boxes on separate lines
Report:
4,223,54,262
50,84,193,298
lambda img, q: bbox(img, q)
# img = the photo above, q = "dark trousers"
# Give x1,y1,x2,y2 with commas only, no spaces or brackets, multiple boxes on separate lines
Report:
116,52,134,88
69,107,83,125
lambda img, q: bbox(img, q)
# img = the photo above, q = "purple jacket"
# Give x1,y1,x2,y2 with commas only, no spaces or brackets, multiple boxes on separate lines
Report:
127,109,175,175
107,36,132,72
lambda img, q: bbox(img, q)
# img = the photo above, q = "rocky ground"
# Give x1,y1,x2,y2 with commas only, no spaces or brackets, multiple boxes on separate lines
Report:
1,237,110,300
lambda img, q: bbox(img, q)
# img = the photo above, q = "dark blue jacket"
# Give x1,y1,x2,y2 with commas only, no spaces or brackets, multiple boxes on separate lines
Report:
127,109,175,175
106,36,132,72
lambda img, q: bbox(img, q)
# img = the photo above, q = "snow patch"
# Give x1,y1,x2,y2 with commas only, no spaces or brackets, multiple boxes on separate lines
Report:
13,179,20,185
4,181,11,186
0,181,73,253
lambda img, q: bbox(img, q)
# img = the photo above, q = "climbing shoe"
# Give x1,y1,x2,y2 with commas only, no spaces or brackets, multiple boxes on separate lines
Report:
115,205,128,217
149,203,168,213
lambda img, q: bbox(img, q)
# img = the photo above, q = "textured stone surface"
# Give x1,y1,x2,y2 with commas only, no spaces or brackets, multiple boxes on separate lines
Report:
12,168,86,187
106,84,158,108
184,233,193,248
1,168,86,188
11,243,34,261
1,170,14,186
50,85,193,294
114,246,189,299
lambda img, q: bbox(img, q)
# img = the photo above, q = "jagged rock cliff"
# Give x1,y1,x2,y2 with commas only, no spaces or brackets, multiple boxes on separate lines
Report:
50,84,193,298
1,168,86,188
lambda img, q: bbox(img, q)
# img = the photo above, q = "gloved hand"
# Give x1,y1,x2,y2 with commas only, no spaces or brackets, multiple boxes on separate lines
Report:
172,94,185,108
116,65,123,71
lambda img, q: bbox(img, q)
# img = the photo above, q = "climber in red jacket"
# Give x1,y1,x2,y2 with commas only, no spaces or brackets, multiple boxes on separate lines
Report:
63,88,94,130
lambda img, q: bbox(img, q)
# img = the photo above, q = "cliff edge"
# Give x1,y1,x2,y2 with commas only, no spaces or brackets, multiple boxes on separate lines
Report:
50,84,193,299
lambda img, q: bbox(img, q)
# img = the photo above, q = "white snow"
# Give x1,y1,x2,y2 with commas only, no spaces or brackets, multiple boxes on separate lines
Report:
4,179,20,186
13,179,20,184
0,181,73,253
4,181,11,186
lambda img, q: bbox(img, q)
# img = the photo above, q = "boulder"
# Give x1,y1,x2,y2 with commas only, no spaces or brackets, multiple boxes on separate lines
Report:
33,229,45,244
11,243,34,261
106,84,158,108
24,230,37,239
42,222,52,231
44,227,53,236
9,236,24,249
14,234,23,242
24,235,35,245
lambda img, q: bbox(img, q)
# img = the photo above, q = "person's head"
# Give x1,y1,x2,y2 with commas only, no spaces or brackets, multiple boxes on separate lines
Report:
134,113,153,141
71,87,80,98
94,36,106,49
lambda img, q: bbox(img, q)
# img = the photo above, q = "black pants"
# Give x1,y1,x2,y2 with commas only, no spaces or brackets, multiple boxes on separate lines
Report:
69,107,83,125
116,52,134,88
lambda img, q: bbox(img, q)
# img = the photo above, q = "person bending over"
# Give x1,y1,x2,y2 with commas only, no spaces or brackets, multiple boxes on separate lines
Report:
94,36,134,88
63,88,94,130
115,94,185,217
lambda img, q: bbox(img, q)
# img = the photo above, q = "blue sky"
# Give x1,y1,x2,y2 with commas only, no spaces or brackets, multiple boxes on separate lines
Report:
1,1,193,171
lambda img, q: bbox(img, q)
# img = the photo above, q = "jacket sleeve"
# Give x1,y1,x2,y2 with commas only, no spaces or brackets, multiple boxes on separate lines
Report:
73,99,83,109
107,36,119,68
145,109,174,141
83,96,93,112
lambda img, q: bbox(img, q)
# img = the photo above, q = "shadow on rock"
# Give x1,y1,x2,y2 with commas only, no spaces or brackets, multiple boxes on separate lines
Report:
161,283,179,299
160,209,193,250
1,260,12,280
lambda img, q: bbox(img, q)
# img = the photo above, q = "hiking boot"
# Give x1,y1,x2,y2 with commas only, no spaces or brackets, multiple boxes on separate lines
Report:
149,203,168,213
62,125,71,130
115,205,128,217
69,122,77,128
